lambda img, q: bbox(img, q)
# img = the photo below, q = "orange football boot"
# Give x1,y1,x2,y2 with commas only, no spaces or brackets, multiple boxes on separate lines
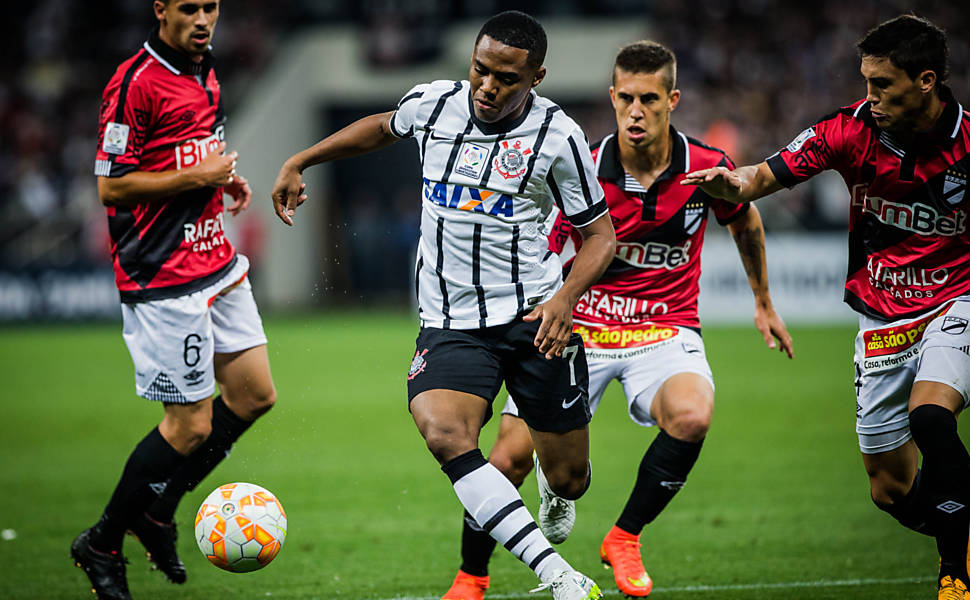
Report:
939,575,970,600
600,525,653,597
442,569,489,600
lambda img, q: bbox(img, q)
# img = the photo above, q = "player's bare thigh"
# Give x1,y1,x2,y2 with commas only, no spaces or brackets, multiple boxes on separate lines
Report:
530,425,590,500
862,440,919,505
650,372,714,442
411,388,489,464
214,344,276,421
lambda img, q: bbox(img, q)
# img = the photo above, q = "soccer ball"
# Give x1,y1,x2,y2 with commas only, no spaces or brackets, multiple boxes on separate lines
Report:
194,482,287,572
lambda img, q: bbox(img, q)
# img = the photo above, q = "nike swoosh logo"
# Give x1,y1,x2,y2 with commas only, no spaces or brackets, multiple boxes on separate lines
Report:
562,393,583,409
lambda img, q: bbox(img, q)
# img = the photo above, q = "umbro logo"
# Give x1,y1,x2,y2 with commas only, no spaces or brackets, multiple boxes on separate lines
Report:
183,369,205,386
660,480,685,491
937,500,965,514
149,482,168,496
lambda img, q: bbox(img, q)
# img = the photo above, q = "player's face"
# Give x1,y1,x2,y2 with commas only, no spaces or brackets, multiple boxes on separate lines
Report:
155,0,220,59
469,35,545,124
609,68,680,151
861,55,934,133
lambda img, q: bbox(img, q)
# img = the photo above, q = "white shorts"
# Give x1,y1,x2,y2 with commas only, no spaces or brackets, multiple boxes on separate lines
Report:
503,325,714,427
853,296,970,454
121,254,267,404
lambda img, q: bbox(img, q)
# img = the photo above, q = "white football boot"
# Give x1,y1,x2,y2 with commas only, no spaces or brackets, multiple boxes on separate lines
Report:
535,455,576,544
530,569,603,600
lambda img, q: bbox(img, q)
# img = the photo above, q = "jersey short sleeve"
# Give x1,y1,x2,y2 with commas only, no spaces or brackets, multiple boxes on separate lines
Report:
708,154,750,225
547,129,607,227
389,83,430,139
95,75,153,178
766,110,851,188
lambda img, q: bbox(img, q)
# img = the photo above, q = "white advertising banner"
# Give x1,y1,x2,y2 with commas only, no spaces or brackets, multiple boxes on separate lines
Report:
698,232,855,324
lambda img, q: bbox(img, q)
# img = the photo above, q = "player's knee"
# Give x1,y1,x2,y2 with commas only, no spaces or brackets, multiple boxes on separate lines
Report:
422,425,474,464
866,470,910,507
227,386,276,421
249,387,276,419
489,449,533,486
545,462,590,500
664,405,711,442
179,419,213,454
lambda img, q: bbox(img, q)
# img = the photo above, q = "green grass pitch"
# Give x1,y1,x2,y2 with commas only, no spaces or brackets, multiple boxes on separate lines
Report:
0,312,964,599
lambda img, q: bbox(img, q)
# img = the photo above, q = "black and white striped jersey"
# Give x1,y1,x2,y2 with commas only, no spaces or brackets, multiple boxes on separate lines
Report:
390,79,607,329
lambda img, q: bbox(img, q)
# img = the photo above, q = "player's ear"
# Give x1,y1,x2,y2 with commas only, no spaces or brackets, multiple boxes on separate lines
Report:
669,89,681,112
532,66,546,88
609,86,616,107
918,69,937,95
153,0,167,22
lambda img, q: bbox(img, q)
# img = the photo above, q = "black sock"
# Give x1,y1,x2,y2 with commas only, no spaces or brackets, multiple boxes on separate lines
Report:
616,429,703,535
872,469,934,536
459,509,498,577
89,427,185,552
909,404,970,579
147,396,253,524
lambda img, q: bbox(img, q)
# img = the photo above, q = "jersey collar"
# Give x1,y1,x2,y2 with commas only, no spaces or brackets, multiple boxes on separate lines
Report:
856,85,964,149
595,125,689,190
144,27,214,77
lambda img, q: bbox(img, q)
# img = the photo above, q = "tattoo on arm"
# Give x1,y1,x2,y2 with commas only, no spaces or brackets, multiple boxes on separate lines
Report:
732,225,769,298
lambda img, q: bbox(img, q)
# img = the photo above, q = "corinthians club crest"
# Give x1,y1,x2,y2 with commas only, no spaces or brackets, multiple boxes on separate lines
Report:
493,139,533,180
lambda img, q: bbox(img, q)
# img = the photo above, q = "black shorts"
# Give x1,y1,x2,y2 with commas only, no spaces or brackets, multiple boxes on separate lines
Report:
406,317,591,433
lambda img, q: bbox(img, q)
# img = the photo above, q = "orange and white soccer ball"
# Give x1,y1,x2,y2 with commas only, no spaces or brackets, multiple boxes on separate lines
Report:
194,482,287,572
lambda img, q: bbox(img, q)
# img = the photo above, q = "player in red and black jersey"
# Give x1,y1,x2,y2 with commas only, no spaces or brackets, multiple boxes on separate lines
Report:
71,3,278,599
684,15,970,598
441,41,793,600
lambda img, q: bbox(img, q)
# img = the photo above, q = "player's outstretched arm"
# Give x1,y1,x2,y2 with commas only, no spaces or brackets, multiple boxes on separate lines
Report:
272,111,399,226
525,213,616,359
98,141,238,207
681,161,783,204
726,204,794,359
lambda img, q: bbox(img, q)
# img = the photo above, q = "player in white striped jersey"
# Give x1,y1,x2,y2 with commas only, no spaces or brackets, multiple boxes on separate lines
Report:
272,11,615,600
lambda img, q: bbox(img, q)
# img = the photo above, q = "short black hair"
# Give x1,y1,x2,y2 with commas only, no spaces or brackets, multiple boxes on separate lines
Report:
613,41,677,92
476,11,547,69
857,15,949,88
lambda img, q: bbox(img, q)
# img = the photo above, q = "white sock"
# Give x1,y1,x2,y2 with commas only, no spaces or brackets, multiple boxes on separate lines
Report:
449,456,570,582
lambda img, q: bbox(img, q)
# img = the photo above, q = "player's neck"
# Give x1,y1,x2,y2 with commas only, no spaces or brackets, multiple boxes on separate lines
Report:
157,29,205,64
912,91,945,134
619,132,672,181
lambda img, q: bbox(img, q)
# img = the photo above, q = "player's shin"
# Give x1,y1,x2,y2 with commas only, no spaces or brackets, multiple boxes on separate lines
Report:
615,429,703,534
442,449,570,583
909,404,970,581
90,427,186,552
147,396,253,524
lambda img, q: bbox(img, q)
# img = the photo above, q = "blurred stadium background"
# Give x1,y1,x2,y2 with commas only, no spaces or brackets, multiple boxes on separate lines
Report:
2,0,966,324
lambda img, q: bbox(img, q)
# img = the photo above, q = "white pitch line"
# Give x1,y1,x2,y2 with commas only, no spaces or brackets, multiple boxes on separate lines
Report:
380,575,934,600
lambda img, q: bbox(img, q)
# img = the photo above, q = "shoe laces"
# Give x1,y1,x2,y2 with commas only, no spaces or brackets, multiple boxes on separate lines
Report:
609,538,645,575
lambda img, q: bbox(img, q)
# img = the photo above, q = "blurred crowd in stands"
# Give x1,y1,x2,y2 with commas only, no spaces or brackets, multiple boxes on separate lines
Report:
1,0,966,275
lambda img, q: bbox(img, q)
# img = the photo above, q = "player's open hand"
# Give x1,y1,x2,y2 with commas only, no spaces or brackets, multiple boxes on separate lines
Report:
271,161,308,226
196,142,238,188
681,166,742,201
753,303,794,359
524,293,574,359
224,174,252,216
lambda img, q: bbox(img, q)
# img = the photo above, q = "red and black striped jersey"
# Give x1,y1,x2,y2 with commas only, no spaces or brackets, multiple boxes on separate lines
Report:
95,30,235,303
767,86,970,321
550,127,748,329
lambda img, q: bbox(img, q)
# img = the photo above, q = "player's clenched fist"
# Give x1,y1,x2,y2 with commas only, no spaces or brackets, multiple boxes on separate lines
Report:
271,161,308,227
194,142,238,187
